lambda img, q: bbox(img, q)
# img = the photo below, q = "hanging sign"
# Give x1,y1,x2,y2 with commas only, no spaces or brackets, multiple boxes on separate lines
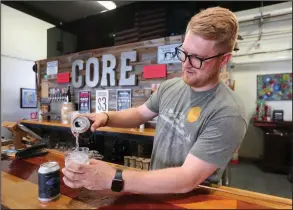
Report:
95,90,109,113
116,89,131,111
157,43,182,64
46,61,58,75
78,90,91,113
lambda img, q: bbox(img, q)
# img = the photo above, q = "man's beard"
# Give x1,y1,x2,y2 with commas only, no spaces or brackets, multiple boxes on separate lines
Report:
182,69,219,88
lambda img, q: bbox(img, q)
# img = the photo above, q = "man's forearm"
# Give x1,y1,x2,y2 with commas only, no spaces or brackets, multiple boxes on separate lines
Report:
122,167,197,194
105,108,146,128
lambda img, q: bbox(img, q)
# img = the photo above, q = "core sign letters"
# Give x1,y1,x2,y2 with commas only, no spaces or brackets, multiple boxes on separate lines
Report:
72,51,137,88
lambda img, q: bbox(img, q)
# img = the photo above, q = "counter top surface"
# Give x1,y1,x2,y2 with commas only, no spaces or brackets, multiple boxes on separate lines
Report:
1,150,292,209
253,120,293,129
19,119,156,137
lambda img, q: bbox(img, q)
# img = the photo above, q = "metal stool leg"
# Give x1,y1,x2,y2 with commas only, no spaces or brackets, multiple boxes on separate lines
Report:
221,164,231,186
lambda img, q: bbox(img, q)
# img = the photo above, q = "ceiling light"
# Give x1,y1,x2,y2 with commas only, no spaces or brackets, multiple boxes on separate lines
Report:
97,1,116,10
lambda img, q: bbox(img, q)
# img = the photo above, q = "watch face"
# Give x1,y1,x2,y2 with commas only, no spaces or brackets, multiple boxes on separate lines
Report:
111,179,123,192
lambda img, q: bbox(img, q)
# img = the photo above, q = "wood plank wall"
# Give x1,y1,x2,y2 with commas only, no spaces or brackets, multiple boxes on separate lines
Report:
37,35,184,114
114,7,167,45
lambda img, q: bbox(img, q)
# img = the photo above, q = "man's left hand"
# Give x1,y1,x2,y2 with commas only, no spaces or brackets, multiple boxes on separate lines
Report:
62,159,116,190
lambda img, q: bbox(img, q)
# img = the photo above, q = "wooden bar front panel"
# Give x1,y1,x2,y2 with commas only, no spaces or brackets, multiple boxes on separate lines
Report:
1,151,292,209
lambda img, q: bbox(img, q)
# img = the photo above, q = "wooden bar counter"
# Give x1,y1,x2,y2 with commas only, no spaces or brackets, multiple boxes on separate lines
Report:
19,119,156,137
1,150,292,209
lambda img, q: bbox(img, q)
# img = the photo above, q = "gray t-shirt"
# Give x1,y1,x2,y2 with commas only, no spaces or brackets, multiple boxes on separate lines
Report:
145,77,248,184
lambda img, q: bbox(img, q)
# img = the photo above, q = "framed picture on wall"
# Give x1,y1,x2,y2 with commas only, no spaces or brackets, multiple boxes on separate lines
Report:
78,90,91,113
116,89,131,111
257,73,292,101
157,43,182,64
96,90,109,113
20,88,37,108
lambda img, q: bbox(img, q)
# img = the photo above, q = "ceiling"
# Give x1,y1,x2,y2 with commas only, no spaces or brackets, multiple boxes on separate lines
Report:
2,1,286,33
2,1,134,25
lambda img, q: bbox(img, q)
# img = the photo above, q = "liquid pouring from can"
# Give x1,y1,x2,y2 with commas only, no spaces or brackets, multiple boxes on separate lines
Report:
71,116,93,150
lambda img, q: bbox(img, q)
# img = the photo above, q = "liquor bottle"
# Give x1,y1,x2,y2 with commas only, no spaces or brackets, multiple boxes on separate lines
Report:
66,85,71,102
258,100,264,121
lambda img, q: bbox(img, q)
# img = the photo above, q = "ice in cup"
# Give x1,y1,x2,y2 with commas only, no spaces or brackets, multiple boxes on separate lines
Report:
65,147,89,168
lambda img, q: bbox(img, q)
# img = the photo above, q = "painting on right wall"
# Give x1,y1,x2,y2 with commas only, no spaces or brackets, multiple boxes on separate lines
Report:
257,73,292,101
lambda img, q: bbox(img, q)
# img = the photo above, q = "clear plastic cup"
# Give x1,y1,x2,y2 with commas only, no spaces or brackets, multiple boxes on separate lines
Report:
77,147,89,154
64,147,89,168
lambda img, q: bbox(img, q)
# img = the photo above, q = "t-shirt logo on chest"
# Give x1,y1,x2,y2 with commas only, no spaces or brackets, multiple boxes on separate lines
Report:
187,107,201,123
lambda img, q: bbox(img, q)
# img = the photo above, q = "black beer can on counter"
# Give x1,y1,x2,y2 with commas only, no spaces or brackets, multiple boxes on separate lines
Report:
38,162,60,202
71,116,93,138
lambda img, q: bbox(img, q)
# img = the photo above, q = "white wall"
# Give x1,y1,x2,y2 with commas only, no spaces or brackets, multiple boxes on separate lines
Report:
1,57,37,137
1,4,54,61
233,61,292,158
232,2,292,158
1,4,54,138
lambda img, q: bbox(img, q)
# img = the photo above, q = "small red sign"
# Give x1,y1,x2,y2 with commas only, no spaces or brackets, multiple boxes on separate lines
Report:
57,72,70,83
143,64,167,79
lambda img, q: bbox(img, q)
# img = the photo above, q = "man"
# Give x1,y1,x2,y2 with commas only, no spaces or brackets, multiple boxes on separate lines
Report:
62,7,248,194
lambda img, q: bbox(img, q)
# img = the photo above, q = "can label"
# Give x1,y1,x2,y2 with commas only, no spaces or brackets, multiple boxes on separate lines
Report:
38,169,60,199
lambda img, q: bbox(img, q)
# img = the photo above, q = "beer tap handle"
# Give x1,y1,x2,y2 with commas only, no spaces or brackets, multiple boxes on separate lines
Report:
53,88,56,102
62,88,66,101
60,88,63,101
48,88,51,101
56,88,58,102
58,88,61,102
55,88,58,102
57,88,60,102
50,88,53,102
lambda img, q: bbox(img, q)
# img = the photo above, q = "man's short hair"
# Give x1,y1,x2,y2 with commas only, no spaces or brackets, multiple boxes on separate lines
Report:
186,7,239,53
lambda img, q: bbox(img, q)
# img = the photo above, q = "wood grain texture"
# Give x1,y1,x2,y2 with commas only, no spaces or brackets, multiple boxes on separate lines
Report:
1,151,291,209
2,172,96,209
197,185,292,209
1,152,183,210
18,120,156,137
37,35,184,113
37,34,231,114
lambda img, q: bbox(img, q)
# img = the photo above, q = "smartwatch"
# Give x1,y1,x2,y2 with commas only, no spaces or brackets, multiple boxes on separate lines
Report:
111,169,124,192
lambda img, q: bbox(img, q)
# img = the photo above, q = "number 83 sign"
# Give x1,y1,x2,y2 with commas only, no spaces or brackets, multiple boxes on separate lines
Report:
95,90,109,113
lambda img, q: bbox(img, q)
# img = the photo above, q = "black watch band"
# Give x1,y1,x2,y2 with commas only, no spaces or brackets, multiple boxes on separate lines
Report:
111,169,124,192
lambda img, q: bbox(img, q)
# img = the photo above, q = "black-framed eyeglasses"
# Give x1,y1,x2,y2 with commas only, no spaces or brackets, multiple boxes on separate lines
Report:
175,45,227,69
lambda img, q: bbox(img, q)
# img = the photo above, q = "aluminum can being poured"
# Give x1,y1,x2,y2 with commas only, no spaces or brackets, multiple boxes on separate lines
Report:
71,116,93,138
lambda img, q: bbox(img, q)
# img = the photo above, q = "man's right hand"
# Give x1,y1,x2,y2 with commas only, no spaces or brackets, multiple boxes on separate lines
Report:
76,112,108,132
